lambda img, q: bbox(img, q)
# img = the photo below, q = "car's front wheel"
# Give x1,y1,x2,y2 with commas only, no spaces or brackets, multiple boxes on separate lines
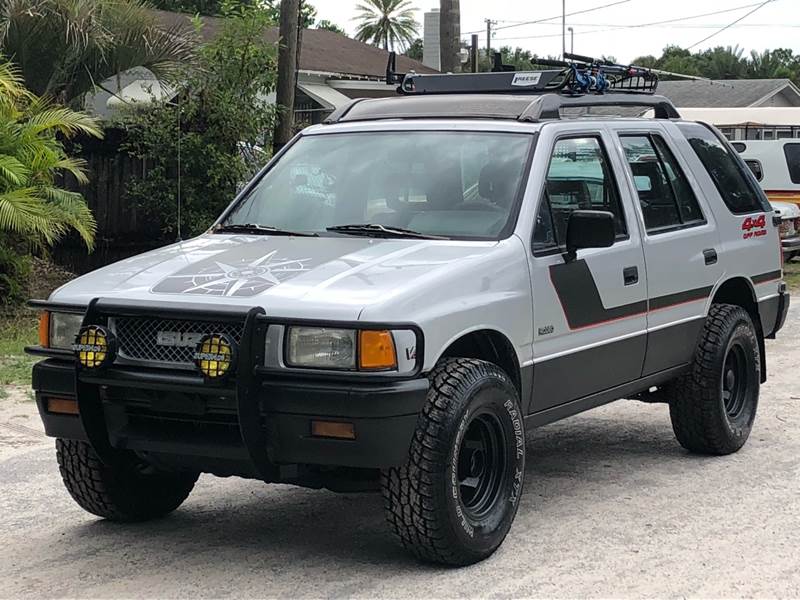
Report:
381,358,525,566
56,439,198,521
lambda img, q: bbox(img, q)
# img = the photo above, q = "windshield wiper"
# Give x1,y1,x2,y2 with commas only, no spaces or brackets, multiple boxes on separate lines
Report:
326,224,447,240
214,223,318,237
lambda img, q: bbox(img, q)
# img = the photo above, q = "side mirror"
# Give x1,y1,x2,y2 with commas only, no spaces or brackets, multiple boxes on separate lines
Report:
565,210,616,262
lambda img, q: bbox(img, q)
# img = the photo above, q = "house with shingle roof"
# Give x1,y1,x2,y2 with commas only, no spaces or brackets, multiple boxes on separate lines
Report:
86,10,437,125
658,79,800,109
657,79,800,140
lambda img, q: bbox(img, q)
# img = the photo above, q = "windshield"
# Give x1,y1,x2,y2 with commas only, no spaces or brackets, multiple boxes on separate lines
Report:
222,131,533,240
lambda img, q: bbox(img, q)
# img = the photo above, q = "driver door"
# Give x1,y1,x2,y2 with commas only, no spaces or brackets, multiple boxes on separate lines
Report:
528,130,648,414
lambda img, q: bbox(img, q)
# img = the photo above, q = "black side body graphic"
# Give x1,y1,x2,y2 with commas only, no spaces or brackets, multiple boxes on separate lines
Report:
549,260,646,329
549,260,715,329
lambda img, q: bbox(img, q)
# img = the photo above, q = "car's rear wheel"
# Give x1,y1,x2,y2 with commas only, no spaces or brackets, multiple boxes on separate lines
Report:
381,358,525,566
56,439,198,521
667,304,760,455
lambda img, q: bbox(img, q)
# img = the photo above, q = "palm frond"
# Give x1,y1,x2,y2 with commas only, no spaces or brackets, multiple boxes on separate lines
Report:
0,153,30,187
0,187,66,245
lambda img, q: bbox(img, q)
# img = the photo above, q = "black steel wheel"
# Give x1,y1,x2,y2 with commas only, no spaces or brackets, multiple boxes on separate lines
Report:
667,304,760,455
381,358,525,566
457,412,508,520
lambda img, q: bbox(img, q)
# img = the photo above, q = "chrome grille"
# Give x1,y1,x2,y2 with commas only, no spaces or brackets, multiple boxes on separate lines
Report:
112,317,244,367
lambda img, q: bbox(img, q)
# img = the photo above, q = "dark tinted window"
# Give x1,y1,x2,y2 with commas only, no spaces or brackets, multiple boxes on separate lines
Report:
533,137,626,252
677,123,766,214
620,134,704,232
653,136,705,224
783,143,800,184
745,159,764,182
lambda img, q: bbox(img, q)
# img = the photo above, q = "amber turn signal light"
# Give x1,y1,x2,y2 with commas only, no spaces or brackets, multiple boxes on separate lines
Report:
38,311,50,348
358,330,397,370
311,420,356,440
46,397,79,415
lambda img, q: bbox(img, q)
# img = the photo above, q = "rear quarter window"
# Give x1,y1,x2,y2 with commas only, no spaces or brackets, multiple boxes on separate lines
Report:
677,123,769,215
783,143,800,184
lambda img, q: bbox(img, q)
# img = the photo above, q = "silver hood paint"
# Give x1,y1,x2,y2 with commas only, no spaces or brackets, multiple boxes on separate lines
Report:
50,233,535,369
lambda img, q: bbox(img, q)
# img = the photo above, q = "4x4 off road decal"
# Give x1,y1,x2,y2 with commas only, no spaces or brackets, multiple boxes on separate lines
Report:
549,260,712,330
153,248,310,297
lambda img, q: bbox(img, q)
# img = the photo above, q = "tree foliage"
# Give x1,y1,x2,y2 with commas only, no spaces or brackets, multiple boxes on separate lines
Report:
0,0,197,109
316,19,346,35
404,37,423,61
354,0,418,52
120,3,277,242
0,58,101,250
632,45,800,84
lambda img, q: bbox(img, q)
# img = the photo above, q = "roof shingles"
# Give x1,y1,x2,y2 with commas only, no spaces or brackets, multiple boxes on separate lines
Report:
153,9,436,80
657,78,800,108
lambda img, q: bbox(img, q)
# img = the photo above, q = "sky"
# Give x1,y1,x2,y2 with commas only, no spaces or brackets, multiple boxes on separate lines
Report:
312,0,800,64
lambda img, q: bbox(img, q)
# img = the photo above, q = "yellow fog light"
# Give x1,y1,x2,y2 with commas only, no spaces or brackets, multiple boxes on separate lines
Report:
73,325,116,369
194,334,237,380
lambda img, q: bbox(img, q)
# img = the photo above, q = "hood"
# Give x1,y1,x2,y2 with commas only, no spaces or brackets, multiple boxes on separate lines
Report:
50,233,499,320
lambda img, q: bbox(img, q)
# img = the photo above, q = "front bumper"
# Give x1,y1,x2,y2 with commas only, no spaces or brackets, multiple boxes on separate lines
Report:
781,236,800,253
32,359,427,474
28,298,428,479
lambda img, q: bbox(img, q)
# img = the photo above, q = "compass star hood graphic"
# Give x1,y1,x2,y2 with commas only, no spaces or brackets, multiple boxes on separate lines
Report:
153,248,311,297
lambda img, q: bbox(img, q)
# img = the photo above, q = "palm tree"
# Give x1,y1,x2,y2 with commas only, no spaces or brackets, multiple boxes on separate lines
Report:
354,0,418,52
439,0,460,72
0,58,102,249
0,0,196,108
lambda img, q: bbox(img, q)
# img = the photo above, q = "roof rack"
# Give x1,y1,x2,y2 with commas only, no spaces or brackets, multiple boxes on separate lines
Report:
389,52,662,97
323,93,680,124
321,52,680,125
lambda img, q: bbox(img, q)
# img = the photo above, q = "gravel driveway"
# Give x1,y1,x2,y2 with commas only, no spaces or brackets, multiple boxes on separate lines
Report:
1,305,798,598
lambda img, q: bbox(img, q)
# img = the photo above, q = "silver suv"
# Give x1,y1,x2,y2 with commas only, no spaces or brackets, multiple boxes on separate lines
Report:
29,68,789,566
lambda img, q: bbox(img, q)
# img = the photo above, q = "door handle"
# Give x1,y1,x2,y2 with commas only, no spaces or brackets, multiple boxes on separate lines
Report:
623,266,639,286
703,248,718,265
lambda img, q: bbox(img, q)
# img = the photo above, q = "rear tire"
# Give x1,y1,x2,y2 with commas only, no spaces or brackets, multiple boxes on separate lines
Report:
56,439,198,522
666,304,760,455
381,358,525,566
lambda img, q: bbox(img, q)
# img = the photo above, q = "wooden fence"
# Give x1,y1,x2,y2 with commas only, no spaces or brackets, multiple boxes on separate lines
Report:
55,129,166,274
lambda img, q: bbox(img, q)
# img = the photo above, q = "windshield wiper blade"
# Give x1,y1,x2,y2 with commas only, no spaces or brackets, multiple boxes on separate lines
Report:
326,224,447,240
214,223,318,237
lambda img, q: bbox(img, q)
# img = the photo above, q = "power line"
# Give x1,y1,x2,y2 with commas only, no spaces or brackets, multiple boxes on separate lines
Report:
481,2,771,31
686,0,778,49
483,2,778,44
462,0,634,35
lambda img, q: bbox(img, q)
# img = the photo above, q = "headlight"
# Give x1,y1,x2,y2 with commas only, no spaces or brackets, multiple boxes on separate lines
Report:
286,327,357,369
48,312,84,350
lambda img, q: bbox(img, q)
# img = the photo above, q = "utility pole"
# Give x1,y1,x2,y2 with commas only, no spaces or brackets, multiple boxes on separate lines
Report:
561,0,566,59
274,0,300,154
485,19,494,72
470,33,478,73
439,0,461,73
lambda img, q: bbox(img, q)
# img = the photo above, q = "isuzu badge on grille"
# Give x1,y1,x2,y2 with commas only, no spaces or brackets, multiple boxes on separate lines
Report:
156,331,204,348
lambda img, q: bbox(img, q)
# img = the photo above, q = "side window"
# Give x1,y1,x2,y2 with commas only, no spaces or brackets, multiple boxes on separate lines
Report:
783,143,800,184
677,122,769,214
653,135,705,225
533,136,627,252
745,159,764,182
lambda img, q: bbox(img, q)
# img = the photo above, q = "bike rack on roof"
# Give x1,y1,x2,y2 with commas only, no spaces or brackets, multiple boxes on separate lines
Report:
322,52,681,124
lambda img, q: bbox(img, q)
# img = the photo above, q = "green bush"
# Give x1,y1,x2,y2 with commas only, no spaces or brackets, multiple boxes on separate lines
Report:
0,240,31,308
120,2,277,242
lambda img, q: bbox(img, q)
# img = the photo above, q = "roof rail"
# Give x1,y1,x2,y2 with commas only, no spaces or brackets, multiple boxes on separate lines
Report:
520,94,680,121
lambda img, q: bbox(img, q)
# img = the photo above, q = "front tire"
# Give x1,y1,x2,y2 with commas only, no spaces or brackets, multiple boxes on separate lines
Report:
667,304,760,455
56,439,198,522
381,358,525,566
